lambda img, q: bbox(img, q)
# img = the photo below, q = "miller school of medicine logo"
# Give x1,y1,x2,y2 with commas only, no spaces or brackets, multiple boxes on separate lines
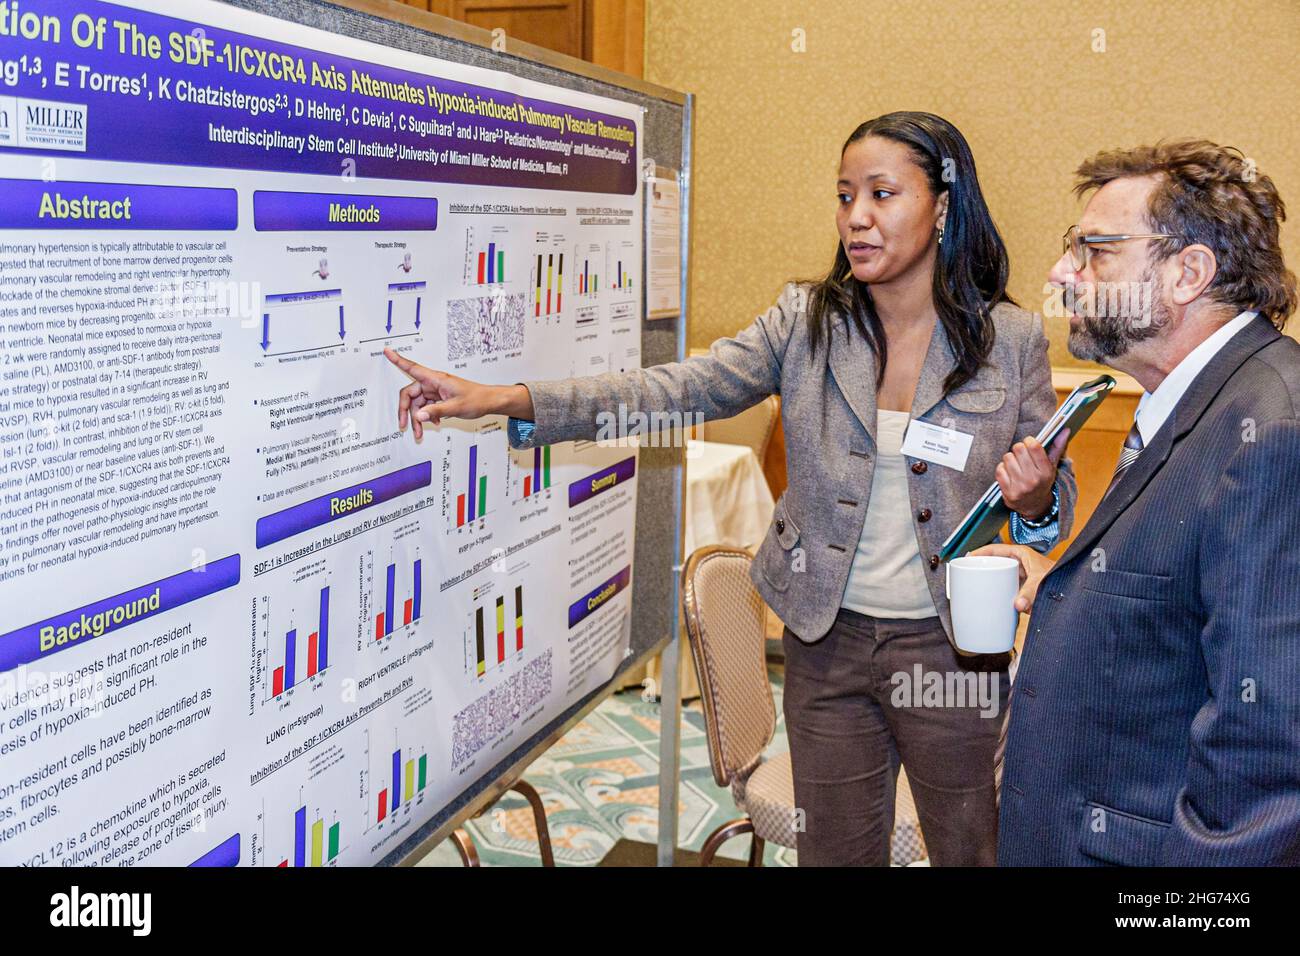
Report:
1,96,86,152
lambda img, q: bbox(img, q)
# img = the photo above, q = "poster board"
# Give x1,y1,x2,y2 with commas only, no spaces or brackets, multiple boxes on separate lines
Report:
0,0,691,867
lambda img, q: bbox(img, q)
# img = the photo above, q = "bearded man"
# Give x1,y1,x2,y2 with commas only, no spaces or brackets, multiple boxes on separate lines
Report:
975,141,1300,866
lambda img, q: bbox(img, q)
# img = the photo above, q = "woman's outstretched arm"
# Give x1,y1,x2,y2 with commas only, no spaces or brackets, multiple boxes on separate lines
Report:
385,282,806,447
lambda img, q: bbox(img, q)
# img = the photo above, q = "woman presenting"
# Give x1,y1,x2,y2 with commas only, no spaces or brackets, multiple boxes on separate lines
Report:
386,111,1076,866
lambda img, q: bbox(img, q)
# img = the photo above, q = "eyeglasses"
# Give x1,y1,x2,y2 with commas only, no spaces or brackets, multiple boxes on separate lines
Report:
1062,224,1179,272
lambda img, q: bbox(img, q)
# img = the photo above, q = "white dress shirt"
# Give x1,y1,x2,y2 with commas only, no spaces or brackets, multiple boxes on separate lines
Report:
1133,310,1258,445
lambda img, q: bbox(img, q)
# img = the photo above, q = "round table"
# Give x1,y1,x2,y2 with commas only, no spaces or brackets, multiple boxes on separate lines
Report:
635,439,776,700
683,439,776,557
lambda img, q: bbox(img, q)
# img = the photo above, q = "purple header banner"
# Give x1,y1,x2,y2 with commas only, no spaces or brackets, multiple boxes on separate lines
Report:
0,554,241,671
0,0,638,194
568,565,631,629
255,461,432,548
0,178,237,230
568,456,637,508
253,191,438,231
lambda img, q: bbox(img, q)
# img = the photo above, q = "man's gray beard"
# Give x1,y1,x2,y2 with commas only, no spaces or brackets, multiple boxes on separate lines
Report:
1066,267,1170,363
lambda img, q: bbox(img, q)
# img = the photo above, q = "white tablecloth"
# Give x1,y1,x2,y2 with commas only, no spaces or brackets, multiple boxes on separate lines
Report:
683,439,776,557
638,440,776,700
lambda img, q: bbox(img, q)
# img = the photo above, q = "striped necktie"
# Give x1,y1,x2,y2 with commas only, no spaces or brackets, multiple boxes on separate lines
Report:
1101,419,1144,502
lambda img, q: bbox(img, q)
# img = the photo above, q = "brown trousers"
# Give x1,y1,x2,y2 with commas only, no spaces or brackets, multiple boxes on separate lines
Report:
781,608,1010,866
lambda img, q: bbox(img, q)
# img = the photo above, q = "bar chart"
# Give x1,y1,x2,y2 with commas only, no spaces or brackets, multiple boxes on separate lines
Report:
364,727,430,833
466,584,526,681
442,423,506,534
510,443,553,502
458,443,488,527
280,803,342,867
530,250,564,318
359,548,423,646
260,583,332,704
463,225,510,286
574,241,601,298
605,239,635,293
254,782,347,868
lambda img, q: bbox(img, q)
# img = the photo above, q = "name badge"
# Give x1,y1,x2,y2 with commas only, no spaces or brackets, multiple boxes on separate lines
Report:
900,419,973,472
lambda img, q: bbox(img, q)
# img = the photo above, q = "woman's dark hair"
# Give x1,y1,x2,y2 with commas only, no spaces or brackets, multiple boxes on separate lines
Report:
802,111,1012,394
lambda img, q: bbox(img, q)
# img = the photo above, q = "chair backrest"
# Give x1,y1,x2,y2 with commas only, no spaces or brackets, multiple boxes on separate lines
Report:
681,546,777,788
702,395,779,464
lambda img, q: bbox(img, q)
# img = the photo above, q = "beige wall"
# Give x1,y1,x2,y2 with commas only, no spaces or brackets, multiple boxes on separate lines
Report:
644,0,1300,367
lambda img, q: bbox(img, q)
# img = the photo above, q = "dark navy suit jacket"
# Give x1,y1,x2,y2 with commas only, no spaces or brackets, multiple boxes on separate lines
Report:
999,315,1300,866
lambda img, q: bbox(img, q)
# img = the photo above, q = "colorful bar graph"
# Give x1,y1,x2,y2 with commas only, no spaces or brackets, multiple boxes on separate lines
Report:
403,598,412,626
269,585,331,699
375,613,385,641
533,251,562,316
283,805,340,866
472,243,506,283
478,474,487,516
373,747,428,826
522,446,551,500
457,494,466,527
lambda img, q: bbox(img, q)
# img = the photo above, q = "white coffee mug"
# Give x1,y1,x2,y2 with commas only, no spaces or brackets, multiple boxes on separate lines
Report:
945,555,1019,655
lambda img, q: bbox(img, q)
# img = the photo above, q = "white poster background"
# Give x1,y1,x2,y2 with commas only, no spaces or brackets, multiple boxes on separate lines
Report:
0,0,643,866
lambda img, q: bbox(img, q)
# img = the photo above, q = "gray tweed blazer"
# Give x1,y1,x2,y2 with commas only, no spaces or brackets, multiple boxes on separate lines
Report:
509,282,1077,644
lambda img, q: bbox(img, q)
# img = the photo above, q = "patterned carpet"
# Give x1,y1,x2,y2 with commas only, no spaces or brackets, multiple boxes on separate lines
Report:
415,640,797,867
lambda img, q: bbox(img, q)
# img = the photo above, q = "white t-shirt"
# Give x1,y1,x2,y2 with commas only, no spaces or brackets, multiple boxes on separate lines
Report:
840,409,937,618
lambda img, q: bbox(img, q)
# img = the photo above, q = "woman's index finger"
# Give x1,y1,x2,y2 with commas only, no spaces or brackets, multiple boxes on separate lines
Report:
384,347,417,375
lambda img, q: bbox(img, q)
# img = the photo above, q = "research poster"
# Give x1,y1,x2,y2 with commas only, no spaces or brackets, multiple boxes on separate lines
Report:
0,0,643,866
